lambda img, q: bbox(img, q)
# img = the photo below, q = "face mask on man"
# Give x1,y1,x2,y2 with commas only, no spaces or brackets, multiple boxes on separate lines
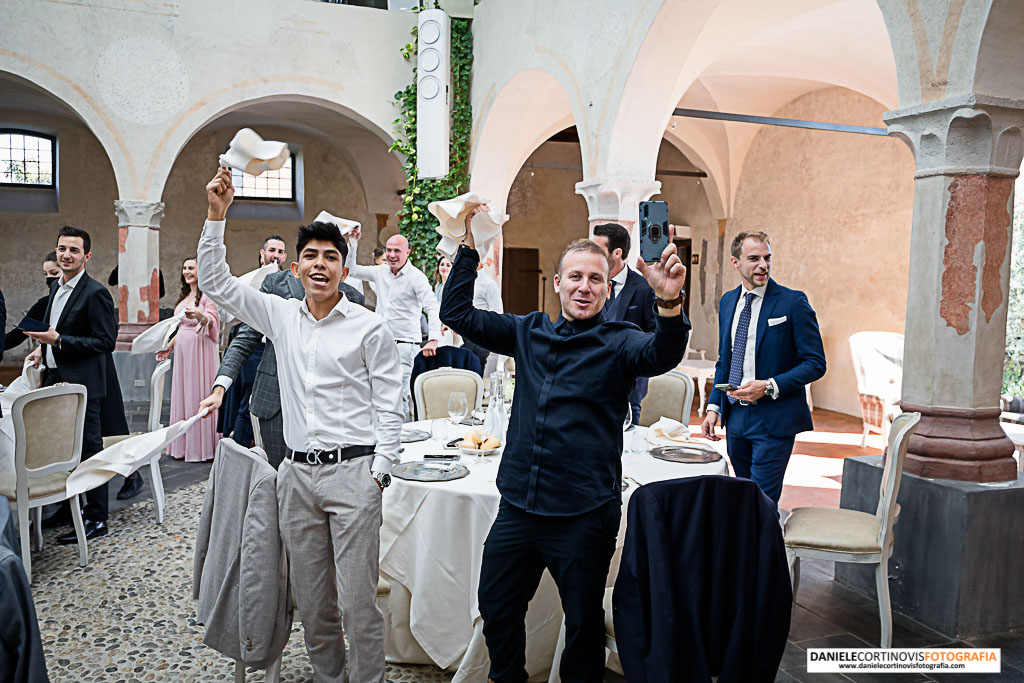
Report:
46,276,59,288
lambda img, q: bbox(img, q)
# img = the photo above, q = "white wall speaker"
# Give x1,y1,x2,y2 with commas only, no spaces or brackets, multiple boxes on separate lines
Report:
417,8,451,179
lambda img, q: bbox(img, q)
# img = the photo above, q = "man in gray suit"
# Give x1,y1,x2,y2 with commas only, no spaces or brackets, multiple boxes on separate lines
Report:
202,242,365,470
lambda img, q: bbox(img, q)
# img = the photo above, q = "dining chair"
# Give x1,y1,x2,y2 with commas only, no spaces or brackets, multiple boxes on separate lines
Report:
849,331,905,447
413,368,484,421
638,370,695,427
100,358,172,524
783,410,921,648
0,384,89,583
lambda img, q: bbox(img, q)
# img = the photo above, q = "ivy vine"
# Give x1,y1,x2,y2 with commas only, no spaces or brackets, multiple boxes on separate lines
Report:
390,13,473,274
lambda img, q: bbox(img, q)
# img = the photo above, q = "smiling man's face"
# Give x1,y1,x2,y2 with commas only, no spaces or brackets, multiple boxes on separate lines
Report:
553,250,609,321
291,239,348,303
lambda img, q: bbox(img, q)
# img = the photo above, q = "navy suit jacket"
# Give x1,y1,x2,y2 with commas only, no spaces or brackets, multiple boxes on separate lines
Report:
604,267,656,332
708,279,825,436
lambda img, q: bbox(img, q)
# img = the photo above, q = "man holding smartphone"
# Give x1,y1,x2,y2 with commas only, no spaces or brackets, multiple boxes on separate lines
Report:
701,231,826,505
441,208,689,682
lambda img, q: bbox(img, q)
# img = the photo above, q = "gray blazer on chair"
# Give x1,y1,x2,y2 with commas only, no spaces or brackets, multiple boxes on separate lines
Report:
215,269,365,420
193,439,291,667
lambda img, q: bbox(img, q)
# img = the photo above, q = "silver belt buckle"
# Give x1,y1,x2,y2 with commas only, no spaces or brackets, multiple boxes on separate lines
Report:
311,449,324,465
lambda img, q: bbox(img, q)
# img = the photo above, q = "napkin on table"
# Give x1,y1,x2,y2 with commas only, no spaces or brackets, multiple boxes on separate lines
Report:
648,416,698,443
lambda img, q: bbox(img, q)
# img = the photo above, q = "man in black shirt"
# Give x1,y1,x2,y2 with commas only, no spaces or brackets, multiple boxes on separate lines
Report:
440,216,689,682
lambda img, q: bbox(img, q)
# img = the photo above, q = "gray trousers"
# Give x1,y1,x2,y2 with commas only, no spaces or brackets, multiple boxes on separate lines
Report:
396,342,417,422
278,456,385,683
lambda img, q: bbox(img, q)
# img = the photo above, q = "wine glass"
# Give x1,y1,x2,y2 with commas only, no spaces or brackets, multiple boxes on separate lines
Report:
448,392,469,431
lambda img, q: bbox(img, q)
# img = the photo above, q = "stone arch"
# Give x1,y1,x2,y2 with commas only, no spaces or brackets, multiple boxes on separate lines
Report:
469,68,580,211
145,83,402,203
602,0,897,184
0,59,133,197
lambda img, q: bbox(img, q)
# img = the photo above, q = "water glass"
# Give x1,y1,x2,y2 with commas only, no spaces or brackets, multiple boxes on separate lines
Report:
448,392,469,430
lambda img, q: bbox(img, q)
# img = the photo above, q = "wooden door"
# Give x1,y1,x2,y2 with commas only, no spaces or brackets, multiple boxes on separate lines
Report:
502,247,541,315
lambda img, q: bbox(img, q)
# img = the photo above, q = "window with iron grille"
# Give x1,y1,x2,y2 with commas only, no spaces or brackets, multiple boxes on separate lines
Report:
231,154,295,201
1,130,56,187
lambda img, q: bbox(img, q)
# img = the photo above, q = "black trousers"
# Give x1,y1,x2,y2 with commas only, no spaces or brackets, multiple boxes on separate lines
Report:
478,498,620,683
43,369,107,523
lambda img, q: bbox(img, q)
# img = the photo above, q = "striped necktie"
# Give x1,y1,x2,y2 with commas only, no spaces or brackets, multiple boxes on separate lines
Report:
728,292,755,404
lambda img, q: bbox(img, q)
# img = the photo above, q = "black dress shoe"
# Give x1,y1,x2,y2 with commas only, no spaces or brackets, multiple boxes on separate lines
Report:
117,471,143,500
57,520,108,544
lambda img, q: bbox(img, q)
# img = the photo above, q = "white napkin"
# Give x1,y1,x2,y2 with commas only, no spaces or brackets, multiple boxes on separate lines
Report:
130,312,185,354
65,408,209,496
218,128,289,177
428,192,508,259
314,210,359,237
648,416,697,444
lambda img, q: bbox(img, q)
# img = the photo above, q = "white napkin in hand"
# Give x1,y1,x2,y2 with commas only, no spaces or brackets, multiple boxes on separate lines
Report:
130,312,185,354
428,192,508,259
314,210,360,237
649,416,696,443
218,128,289,177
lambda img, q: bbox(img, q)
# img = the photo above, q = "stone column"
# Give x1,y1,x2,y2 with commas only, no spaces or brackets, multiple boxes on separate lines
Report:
885,94,1024,482
575,177,661,263
113,199,164,351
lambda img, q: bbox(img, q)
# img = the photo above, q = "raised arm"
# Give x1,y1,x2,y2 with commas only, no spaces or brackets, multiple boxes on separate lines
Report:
197,168,289,340
344,227,385,283
439,245,518,357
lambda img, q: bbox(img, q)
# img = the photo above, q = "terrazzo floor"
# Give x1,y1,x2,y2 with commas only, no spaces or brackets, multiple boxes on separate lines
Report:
29,481,452,682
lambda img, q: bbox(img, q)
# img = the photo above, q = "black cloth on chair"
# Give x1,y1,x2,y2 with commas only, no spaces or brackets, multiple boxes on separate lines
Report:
0,497,50,683
409,346,483,421
613,475,792,683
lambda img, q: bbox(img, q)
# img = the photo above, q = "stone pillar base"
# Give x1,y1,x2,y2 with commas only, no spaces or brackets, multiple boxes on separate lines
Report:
900,402,1017,482
115,322,155,352
836,456,1024,637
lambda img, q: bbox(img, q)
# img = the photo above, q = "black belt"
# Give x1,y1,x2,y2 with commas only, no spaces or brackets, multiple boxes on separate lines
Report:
396,340,419,345
286,445,375,465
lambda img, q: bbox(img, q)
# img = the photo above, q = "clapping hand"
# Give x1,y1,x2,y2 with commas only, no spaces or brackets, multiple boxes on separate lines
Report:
635,226,686,300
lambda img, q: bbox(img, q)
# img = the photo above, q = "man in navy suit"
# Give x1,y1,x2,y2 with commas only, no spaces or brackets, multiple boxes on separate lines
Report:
592,223,657,423
701,231,826,505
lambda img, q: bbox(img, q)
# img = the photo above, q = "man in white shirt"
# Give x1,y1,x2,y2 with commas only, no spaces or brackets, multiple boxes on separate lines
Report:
198,168,402,683
346,227,442,419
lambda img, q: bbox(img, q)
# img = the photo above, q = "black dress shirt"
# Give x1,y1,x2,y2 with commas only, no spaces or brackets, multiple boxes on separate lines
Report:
440,245,691,516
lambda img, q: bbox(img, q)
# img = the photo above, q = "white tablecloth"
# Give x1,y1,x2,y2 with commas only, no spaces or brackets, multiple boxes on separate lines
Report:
380,422,729,682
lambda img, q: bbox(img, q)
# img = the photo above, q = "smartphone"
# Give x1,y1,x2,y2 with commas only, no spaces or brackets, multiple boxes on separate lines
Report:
714,383,738,391
639,200,670,262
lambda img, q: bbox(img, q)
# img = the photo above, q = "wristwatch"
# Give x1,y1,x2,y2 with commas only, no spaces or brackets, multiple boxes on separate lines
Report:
373,472,392,489
764,380,777,399
656,290,686,309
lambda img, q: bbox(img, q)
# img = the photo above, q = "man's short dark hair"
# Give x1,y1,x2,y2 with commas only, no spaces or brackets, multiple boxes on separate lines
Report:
592,223,630,260
44,250,57,263
296,222,348,262
57,225,91,254
263,235,286,250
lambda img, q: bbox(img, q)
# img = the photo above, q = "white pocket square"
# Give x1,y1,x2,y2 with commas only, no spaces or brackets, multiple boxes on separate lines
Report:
768,316,788,326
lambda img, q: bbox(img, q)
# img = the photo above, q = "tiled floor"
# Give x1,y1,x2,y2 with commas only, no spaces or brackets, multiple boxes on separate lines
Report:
9,378,1023,680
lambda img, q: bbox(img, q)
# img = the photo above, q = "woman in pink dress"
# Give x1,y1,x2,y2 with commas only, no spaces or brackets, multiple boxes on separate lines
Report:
157,256,221,462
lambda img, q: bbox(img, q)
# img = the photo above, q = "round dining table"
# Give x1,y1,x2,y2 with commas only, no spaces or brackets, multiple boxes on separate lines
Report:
380,420,729,683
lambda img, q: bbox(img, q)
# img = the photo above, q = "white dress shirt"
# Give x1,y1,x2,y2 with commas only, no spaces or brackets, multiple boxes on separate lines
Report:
346,251,442,344
609,265,629,299
707,283,779,415
473,270,504,313
46,269,85,369
198,220,404,475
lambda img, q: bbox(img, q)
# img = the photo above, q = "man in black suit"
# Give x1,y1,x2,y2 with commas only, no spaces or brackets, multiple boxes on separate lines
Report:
25,226,121,542
592,222,658,423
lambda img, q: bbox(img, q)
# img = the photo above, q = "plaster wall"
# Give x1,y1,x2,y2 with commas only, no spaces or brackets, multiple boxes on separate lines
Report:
159,126,375,300
504,142,589,321
1,0,413,199
0,109,119,360
729,87,915,416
